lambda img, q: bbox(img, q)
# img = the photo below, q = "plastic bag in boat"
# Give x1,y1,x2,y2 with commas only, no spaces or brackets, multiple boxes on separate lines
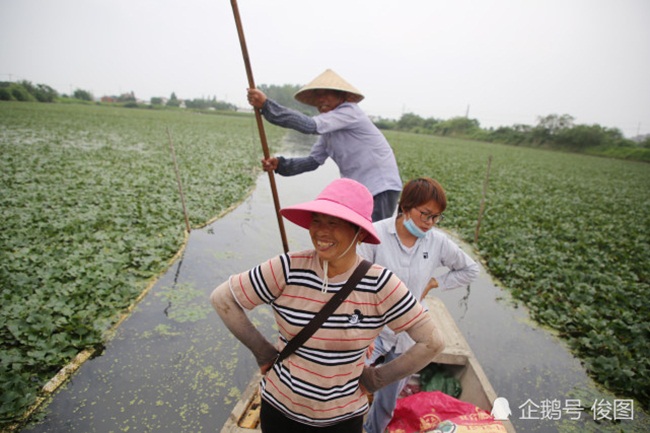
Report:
433,411,507,432
386,391,506,433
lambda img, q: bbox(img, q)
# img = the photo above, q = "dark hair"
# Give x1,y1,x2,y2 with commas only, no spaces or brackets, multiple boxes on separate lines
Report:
398,178,447,214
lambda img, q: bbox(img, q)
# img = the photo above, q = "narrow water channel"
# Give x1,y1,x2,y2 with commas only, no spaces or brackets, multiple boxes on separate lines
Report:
21,134,647,433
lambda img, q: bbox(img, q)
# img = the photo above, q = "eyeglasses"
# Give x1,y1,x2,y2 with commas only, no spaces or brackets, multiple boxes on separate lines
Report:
415,208,444,224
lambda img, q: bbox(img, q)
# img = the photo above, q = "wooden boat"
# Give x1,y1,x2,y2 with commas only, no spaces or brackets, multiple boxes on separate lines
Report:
220,296,516,433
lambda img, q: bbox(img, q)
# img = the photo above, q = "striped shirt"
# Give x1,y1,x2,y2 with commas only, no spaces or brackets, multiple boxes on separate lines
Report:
227,250,430,426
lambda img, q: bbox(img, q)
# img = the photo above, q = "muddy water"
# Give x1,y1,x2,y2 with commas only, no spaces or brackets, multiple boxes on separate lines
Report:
22,133,647,433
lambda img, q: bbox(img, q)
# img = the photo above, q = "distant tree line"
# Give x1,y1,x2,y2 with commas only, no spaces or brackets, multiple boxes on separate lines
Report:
0,81,237,111
0,80,59,102
375,112,649,159
3,80,647,160
153,92,236,111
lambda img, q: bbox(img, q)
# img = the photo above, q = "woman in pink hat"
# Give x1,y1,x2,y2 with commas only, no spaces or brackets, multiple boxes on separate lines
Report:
211,178,444,433
247,69,403,222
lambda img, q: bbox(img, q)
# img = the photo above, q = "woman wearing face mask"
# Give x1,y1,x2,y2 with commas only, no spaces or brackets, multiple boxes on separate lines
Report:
211,178,444,433
358,177,480,433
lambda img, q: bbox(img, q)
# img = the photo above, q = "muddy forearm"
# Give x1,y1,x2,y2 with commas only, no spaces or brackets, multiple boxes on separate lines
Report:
360,319,444,393
210,281,278,367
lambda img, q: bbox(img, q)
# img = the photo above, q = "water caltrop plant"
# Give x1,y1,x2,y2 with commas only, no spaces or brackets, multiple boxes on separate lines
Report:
0,102,284,425
0,102,648,427
387,130,650,409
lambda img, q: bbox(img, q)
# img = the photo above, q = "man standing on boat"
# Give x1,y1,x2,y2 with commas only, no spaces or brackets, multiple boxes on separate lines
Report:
247,68,403,221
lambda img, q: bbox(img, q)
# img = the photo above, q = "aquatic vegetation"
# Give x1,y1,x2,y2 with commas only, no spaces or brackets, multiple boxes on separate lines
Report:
388,130,650,409
156,283,212,323
0,101,283,424
1,102,647,427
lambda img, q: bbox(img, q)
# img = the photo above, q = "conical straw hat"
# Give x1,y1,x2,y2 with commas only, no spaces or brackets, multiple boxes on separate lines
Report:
294,69,365,106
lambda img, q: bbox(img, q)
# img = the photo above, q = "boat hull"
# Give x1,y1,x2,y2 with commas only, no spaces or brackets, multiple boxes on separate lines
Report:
220,296,515,433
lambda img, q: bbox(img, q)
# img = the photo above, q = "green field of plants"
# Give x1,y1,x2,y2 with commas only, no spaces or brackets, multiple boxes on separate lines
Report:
386,130,649,410
1,102,648,427
0,102,284,425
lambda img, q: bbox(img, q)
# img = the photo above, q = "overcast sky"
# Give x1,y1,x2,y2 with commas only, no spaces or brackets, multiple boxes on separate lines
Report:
2,0,649,137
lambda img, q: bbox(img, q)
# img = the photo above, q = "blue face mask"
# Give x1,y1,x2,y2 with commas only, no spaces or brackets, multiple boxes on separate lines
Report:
403,217,427,238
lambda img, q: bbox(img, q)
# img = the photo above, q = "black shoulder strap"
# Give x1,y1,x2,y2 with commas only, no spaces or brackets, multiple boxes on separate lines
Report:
277,259,372,362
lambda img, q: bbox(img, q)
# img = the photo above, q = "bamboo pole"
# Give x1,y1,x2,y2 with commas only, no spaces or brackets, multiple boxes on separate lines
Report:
166,127,191,233
230,0,289,253
474,155,492,244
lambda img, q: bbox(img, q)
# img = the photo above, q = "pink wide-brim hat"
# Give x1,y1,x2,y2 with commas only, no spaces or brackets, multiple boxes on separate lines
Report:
280,178,380,244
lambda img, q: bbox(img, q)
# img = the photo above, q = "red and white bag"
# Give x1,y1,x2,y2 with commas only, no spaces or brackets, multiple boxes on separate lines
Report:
386,391,507,433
